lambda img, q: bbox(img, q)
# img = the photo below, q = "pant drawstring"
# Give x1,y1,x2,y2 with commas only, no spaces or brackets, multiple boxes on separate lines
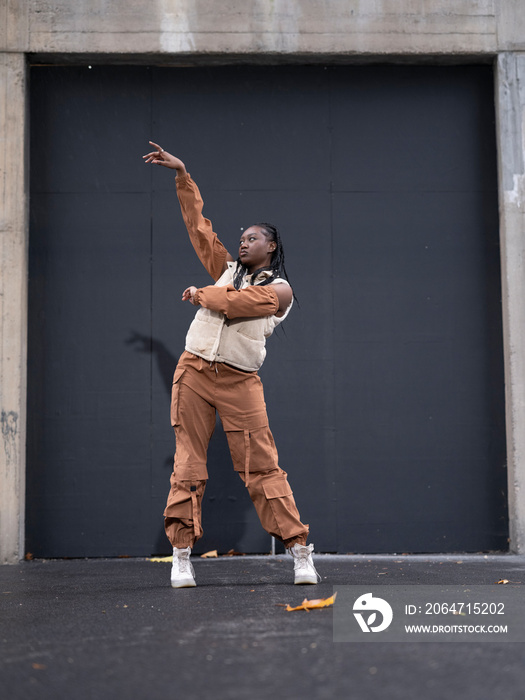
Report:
244,429,251,488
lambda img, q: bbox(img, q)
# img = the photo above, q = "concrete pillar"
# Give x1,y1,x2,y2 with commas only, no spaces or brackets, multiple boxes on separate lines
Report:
495,53,525,553
0,53,28,564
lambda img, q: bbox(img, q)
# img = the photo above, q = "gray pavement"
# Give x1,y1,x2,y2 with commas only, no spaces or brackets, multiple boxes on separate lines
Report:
1,553,525,700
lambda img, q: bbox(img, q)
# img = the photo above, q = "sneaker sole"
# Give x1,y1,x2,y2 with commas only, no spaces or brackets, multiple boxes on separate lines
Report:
171,579,196,588
294,576,318,585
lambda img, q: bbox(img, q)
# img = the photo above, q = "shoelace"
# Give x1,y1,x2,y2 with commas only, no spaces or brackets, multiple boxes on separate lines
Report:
293,546,321,581
175,553,194,576
292,545,314,566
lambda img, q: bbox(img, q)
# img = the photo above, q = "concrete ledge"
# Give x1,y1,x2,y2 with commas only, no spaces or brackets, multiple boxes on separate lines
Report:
0,0,506,57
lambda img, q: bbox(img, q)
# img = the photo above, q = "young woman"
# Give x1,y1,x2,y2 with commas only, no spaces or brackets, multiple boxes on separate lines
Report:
143,142,319,588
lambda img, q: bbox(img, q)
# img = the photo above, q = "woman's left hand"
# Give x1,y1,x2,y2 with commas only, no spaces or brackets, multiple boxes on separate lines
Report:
182,286,199,305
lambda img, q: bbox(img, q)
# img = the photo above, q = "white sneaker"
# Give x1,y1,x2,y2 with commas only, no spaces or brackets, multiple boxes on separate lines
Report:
171,546,196,588
289,543,321,585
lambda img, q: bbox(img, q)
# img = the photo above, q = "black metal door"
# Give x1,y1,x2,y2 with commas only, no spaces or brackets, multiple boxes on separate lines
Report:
27,64,507,556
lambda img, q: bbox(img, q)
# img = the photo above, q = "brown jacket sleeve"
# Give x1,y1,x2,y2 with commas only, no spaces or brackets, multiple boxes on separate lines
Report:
194,284,279,320
175,173,229,282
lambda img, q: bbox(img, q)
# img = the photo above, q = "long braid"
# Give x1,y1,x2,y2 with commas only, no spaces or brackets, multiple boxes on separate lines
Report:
233,223,296,301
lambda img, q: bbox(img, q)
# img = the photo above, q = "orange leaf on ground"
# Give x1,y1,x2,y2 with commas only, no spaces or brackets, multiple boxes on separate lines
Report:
200,549,218,558
497,579,509,584
286,592,337,612
223,549,245,557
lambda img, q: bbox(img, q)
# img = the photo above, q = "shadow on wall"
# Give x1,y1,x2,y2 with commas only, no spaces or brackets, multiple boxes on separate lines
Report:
127,331,177,395
126,331,264,555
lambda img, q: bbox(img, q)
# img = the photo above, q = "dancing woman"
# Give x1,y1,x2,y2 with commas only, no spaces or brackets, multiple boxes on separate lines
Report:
143,142,319,588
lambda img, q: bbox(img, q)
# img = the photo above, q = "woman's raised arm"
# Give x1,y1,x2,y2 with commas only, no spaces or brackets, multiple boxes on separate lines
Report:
143,142,234,280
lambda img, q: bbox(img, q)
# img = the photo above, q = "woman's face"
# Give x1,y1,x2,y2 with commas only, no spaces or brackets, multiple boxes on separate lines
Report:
238,226,276,272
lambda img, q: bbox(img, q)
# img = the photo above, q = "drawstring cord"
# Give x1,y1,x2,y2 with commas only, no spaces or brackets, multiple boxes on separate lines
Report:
244,430,251,488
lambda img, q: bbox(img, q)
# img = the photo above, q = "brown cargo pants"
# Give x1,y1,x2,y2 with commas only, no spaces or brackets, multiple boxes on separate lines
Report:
164,351,309,549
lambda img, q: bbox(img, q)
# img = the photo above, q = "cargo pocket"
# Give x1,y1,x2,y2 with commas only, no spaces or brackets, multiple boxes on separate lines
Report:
262,478,293,500
170,367,186,427
222,411,275,483
261,475,302,541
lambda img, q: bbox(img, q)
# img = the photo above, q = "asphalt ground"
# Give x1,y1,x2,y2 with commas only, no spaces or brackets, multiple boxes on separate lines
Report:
1,553,525,700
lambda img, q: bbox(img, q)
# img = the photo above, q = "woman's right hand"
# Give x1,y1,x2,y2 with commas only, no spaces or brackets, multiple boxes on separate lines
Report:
143,141,187,174
182,286,199,305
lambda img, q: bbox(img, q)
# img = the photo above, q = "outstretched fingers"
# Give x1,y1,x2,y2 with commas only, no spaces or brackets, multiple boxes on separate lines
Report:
143,141,164,163
142,142,186,172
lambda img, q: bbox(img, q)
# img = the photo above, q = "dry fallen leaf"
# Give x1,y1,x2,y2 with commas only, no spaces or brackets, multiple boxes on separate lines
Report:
497,579,509,584
201,549,218,558
149,555,173,563
32,663,46,670
285,592,337,612
223,549,245,557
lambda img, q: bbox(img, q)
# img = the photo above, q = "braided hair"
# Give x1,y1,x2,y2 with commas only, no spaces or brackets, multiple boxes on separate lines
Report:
232,223,294,297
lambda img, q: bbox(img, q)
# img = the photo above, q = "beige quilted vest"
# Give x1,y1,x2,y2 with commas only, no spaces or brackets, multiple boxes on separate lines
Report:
185,263,292,371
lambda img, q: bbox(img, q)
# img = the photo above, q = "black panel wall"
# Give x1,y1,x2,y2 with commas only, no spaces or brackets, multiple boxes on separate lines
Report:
27,64,507,556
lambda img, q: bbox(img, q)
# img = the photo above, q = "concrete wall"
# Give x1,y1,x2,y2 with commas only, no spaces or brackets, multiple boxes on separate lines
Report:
1,1,525,58
3,0,525,560
496,52,525,554
0,51,27,564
